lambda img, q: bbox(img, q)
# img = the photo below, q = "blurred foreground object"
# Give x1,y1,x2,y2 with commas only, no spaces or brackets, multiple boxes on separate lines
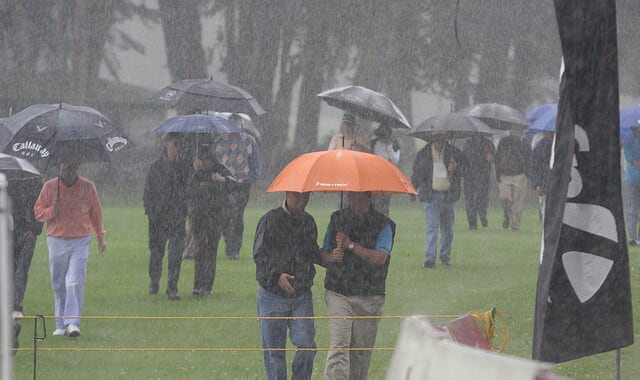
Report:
386,315,567,380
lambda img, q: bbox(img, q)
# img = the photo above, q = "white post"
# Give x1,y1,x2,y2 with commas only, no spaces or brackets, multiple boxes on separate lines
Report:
0,173,13,380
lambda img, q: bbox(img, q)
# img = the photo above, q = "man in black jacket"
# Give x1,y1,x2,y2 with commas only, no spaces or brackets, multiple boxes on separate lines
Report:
8,175,44,317
254,191,322,380
495,129,531,231
143,133,189,300
411,135,466,268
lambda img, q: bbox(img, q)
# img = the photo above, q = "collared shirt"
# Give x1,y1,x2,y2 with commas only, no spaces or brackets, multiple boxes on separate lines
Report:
431,144,451,191
34,176,105,240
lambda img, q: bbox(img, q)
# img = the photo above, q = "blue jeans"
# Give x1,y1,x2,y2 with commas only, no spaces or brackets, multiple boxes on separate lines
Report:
257,287,316,380
422,194,455,264
626,183,640,240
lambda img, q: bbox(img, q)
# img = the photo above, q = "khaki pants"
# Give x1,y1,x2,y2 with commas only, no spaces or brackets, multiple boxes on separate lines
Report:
324,290,385,380
498,173,527,230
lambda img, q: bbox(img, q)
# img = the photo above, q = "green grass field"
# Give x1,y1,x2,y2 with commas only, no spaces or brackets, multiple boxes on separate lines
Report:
11,192,640,379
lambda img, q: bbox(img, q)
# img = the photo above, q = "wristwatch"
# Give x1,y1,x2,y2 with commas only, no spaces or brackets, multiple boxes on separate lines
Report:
348,242,355,250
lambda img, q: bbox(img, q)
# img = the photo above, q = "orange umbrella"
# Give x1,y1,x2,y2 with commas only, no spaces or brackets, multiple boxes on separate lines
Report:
267,149,417,194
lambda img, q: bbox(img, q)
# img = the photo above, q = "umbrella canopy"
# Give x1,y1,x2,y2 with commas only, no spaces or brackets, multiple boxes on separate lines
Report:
408,113,496,142
317,85,411,129
150,78,266,117
528,109,556,132
0,152,40,177
458,103,529,130
152,114,242,135
213,112,262,142
620,105,640,141
267,149,417,194
526,103,557,122
0,103,129,164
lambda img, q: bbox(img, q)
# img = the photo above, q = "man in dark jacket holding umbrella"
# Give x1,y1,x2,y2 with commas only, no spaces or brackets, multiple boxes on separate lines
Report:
143,132,189,300
411,135,466,268
253,191,322,380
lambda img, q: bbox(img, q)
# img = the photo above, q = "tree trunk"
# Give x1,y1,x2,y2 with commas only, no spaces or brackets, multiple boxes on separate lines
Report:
158,0,207,82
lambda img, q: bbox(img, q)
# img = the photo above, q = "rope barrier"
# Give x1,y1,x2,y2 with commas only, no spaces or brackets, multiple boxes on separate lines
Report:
15,347,396,352
15,314,460,320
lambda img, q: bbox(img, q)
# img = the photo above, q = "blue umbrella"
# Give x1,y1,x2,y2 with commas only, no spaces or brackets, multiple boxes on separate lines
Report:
152,114,242,134
620,105,640,141
526,103,557,122
528,109,556,132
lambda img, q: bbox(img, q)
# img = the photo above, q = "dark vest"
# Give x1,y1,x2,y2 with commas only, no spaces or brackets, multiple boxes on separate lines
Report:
324,206,395,296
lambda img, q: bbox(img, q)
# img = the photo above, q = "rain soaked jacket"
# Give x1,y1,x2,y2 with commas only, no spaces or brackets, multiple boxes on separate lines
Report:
411,142,466,203
143,154,188,222
253,206,322,298
323,207,395,297
495,136,531,179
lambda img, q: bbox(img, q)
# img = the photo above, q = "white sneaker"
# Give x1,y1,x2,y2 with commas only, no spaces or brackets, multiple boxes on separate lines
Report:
12,311,23,319
52,328,67,337
66,323,80,337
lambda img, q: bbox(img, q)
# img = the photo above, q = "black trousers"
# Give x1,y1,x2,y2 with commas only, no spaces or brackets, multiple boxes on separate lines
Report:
220,183,251,258
463,172,490,227
148,216,186,292
192,212,223,293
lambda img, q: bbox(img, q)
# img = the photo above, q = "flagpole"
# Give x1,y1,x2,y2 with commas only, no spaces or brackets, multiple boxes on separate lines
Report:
615,349,620,380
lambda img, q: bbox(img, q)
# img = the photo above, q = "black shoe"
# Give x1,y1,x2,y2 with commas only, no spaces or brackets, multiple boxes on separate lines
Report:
481,219,488,228
148,283,159,295
441,260,450,266
469,224,478,230
192,288,212,297
424,261,435,268
502,219,509,229
166,290,181,301
629,239,639,246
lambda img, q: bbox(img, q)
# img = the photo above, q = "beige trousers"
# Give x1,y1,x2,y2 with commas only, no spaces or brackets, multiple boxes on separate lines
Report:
498,173,528,230
324,290,385,380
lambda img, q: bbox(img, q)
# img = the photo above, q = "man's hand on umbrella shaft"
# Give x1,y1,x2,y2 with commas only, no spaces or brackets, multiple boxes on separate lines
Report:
278,273,295,294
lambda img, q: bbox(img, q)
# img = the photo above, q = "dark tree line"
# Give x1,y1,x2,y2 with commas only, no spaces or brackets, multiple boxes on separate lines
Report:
1,0,639,177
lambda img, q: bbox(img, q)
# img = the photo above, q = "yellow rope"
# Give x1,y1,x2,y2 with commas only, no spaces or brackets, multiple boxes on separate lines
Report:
467,307,509,353
15,314,460,321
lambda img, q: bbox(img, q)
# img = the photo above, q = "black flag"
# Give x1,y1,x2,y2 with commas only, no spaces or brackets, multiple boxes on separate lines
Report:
532,0,634,363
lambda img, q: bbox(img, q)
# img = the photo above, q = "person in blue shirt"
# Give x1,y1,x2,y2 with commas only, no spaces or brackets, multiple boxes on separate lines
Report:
320,191,395,380
623,126,640,245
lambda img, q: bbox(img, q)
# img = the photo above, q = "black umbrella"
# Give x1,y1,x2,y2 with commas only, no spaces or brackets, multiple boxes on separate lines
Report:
0,152,40,178
150,78,266,117
0,103,129,164
457,103,529,130
408,113,497,142
317,85,411,129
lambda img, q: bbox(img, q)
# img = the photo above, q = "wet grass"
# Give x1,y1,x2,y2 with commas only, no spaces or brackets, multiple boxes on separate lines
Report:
12,193,640,379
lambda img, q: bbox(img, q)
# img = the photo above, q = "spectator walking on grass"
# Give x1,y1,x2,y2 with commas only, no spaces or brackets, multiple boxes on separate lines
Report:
529,131,554,223
370,124,401,215
213,116,261,260
188,146,229,296
254,191,322,380
462,135,495,229
34,160,105,338
411,135,466,268
143,132,189,300
495,128,531,231
320,191,395,380
623,126,640,245
8,175,44,318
